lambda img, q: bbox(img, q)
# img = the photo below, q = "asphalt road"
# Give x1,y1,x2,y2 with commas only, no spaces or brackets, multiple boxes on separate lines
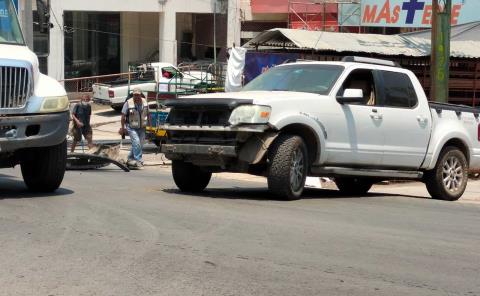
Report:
0,166,479,296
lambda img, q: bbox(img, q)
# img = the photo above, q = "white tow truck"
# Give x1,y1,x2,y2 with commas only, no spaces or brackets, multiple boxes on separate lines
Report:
0,0,69,191
160,56,480,201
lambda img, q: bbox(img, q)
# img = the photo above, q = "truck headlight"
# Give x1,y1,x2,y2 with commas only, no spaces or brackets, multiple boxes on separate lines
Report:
40,96,69,113
229,105,271,125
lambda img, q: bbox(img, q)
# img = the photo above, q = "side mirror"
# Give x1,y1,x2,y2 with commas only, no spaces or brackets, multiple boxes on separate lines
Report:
336,88,364,104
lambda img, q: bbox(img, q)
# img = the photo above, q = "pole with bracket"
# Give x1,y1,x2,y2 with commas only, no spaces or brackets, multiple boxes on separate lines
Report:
430,0,452,103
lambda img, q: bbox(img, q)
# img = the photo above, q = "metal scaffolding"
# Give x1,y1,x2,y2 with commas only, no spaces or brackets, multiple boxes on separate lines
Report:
287,0,360,31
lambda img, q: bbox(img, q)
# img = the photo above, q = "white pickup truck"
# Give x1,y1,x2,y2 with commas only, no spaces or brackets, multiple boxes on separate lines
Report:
92,62,212,111
160,57,480,201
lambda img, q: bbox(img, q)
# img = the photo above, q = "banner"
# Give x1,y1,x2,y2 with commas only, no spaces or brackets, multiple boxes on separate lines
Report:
361,0,480,27
0,0,12,31
244,52,300,84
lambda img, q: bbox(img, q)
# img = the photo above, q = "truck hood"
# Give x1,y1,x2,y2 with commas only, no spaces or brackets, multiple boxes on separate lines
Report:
0,44,40,81
183,91,324,105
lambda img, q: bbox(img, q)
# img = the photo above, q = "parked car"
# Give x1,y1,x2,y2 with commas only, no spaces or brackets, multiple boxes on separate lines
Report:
159,56,480,201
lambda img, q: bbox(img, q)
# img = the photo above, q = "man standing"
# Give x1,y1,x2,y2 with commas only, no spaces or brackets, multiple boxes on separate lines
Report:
71,94,94,152
119,88,149,169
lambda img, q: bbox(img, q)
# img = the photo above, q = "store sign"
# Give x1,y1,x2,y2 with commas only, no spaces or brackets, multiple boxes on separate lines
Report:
361,0,480,27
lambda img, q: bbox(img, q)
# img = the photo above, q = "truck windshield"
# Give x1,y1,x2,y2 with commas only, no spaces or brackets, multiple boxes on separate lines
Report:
243,64,344,95
0,0,24,45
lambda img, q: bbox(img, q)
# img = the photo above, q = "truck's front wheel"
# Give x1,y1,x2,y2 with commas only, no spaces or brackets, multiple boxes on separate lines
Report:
21,140,67,192
267,135,308,200
172,160,212,193
424,146,468,201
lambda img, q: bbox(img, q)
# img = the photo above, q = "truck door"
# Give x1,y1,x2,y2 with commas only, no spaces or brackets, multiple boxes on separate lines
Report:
328,68,384,166
375,70,431,169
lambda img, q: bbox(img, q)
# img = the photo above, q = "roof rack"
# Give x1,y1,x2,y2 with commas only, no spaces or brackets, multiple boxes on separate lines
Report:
342,56,401,68
282,59,316,64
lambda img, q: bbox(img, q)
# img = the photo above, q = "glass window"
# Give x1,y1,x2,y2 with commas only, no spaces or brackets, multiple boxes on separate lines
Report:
242,64,344,95
380,71,418,108
338,69,377,106
0,0,24,45
64,12,120,79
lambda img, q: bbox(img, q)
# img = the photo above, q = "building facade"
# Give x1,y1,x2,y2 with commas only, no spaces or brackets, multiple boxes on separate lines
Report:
17,0,241,80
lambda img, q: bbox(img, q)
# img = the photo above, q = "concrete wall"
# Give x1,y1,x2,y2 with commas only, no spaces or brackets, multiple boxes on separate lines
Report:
121,12,159,72
48,0,220,80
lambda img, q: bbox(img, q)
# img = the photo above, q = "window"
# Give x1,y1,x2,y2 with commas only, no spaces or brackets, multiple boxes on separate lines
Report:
338,69,377,106
0,0,24,45
380,71,418,108
243,64,344,95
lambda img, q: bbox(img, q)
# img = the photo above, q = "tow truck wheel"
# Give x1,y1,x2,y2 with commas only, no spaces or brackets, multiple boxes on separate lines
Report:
267,134,308,200
172,160,212,193
21,140,67,192
424,146,468,201
334,177,374,196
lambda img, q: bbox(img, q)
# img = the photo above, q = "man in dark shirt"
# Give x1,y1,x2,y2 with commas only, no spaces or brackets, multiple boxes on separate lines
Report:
71,94,94,152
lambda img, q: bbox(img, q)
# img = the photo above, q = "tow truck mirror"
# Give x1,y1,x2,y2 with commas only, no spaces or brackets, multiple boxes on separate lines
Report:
336,89,364,104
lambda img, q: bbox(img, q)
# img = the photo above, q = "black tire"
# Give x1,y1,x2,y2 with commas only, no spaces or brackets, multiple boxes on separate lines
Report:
111,105,123,112
424,146,468,201
172,160,212,193
153,139,162,147
334,177,374,196
267,134,308,200
21,140,67,192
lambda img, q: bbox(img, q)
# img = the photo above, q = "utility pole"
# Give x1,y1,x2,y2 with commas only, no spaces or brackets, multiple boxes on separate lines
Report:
213,1,217,65
430,0,452,103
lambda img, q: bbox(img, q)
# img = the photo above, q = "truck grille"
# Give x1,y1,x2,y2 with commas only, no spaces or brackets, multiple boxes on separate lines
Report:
0,66,31,109
167,108,232,126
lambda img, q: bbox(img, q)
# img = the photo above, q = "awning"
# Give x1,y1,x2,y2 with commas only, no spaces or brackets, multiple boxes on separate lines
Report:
244,28,480,59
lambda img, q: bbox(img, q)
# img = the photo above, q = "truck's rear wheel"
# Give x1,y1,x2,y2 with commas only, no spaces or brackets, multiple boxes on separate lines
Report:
172,160,211,193
111,105,123,112
334,177,374,195
424,146,468,201
21,140,67,192
267,135,308,200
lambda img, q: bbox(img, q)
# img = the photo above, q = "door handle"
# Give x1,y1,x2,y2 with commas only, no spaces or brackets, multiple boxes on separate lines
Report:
417,116,428,124
370,113,383,120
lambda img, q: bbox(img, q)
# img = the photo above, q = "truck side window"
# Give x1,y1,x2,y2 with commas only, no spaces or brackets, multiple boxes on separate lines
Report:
380,71,418,108
339,69,377,106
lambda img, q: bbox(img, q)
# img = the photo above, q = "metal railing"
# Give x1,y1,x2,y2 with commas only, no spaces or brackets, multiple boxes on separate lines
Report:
60,72,136,94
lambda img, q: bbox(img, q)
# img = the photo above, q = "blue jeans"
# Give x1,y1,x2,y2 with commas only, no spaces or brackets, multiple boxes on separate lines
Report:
127,127,145,163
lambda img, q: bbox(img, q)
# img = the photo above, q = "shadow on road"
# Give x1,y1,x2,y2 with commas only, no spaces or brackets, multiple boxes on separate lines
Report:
0,174,74,200
163,187,423,201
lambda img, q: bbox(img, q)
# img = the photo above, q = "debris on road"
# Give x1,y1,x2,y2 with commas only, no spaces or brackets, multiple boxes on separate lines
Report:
66,144,129,172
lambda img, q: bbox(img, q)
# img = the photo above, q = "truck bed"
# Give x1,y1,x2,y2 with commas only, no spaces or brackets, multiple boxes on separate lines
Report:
429,102,480,116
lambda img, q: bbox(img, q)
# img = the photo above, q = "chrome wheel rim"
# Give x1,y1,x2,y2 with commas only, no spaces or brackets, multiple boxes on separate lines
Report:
442,156,464,192
290,148,305,192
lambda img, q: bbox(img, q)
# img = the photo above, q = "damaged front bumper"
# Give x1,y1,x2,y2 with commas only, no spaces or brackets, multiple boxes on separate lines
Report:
160,124,278,166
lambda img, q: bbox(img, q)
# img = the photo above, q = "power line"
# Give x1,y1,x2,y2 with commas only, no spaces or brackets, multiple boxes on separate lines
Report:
62,25,230,50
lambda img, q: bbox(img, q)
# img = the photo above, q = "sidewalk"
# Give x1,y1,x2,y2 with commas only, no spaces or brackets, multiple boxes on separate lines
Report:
90,105,122,141
210,173,480,204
